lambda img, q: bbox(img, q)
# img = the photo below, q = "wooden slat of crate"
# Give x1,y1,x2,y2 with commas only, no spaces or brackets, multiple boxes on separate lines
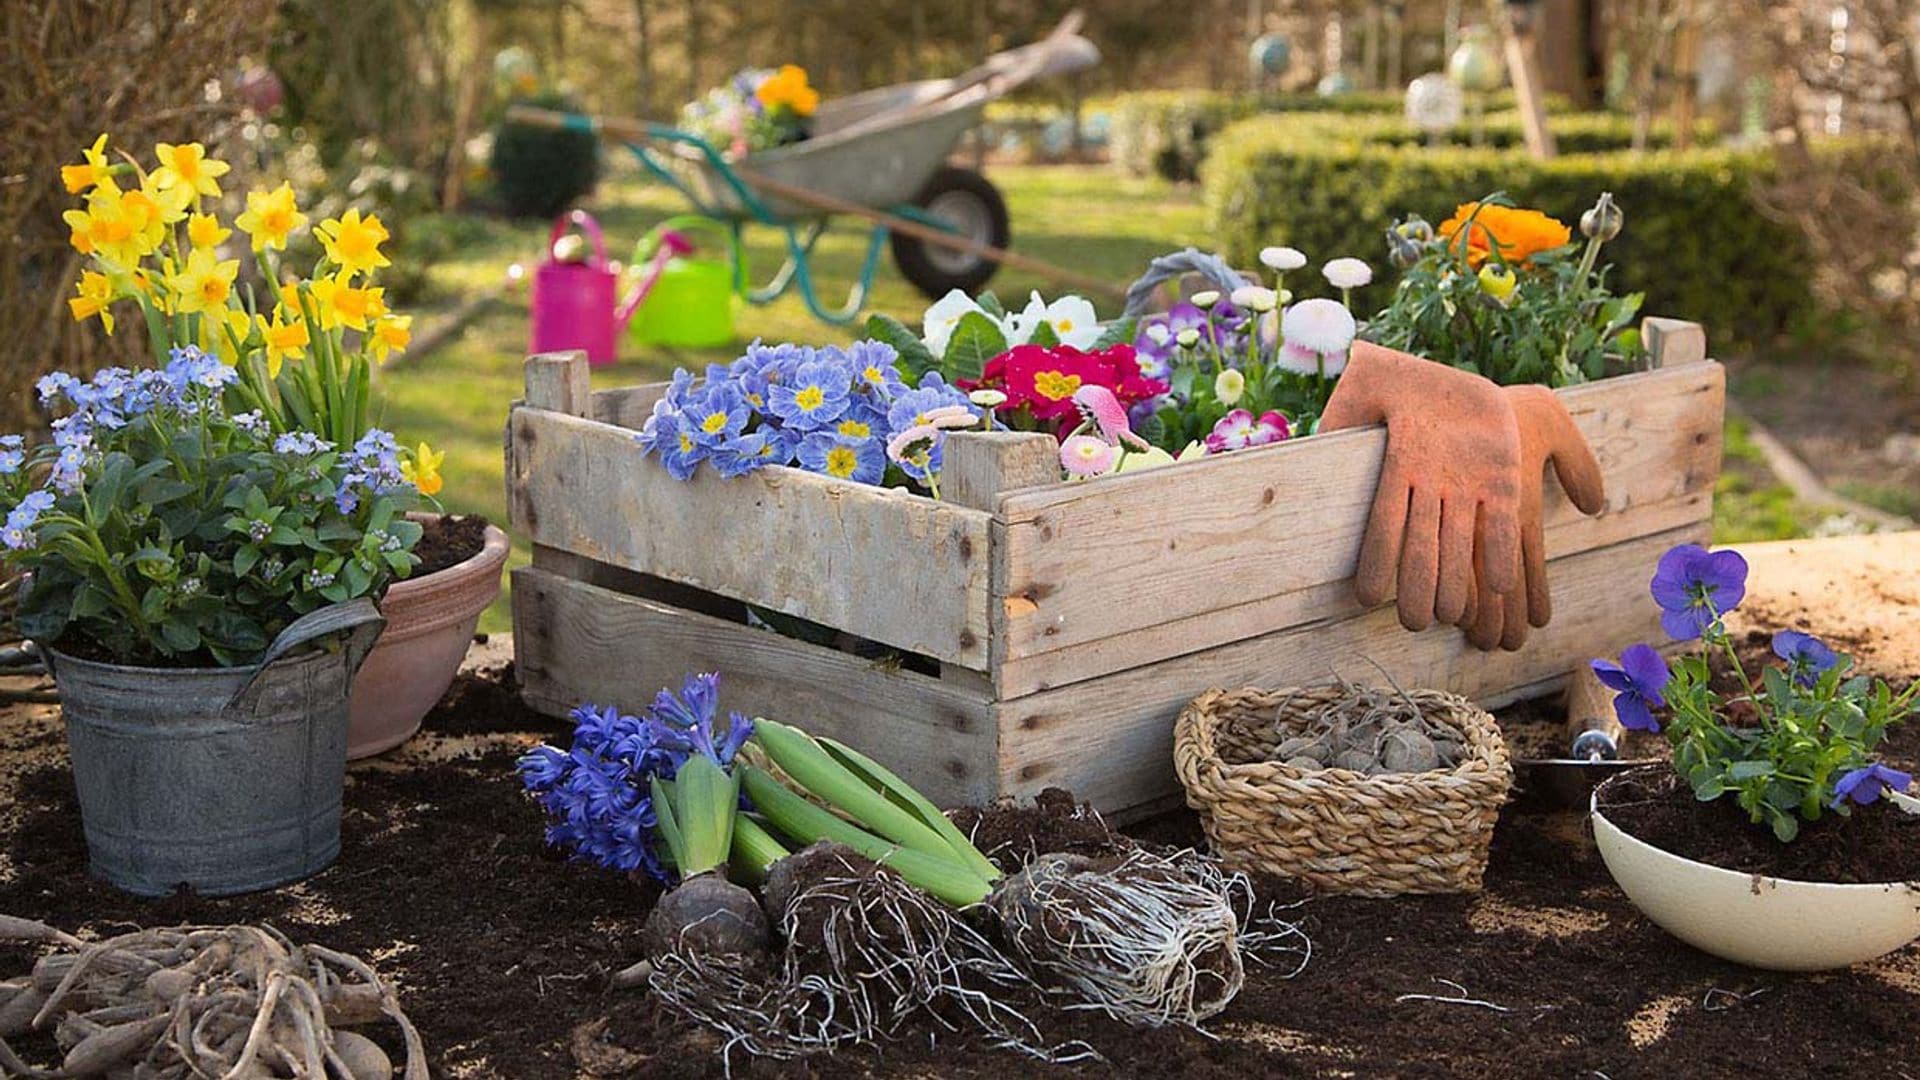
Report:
990,361,1724,697
995,522,1709,814
507,405,995,670
512,566,1001,805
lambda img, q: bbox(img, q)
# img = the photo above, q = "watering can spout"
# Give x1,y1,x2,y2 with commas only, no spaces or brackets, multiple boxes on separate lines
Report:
614,228,696,333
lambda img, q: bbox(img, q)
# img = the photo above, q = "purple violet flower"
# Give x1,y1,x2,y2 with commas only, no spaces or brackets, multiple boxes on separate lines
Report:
1830,762,1913,808
1649,543,1748,641
1591,643,1671,732
1772,630,1839,687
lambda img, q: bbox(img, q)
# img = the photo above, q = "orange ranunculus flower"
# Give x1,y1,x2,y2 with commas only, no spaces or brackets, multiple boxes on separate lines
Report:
1436,202,1572,266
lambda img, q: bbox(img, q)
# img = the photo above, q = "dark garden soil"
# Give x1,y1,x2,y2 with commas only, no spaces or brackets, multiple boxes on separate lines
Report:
1596,768,1920,884
2,657,1919,1079
411,513,491,577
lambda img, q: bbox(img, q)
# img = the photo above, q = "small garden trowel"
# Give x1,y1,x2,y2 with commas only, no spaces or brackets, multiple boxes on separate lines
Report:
1516,662,1658,808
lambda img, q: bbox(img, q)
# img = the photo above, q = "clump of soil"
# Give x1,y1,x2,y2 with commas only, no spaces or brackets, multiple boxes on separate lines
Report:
410,514,489,577
949,787,1130,870
1596,768,1920,884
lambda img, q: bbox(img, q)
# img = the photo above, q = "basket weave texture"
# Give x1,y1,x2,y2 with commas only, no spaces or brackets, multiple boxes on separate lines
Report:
1174,685,1514,897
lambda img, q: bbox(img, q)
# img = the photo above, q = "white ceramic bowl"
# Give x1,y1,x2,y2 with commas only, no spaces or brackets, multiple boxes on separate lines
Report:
1591,795,1920,971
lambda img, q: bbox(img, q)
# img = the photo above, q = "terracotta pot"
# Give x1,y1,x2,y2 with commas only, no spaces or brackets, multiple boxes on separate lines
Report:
1591,776,1920,972
347,519,509,758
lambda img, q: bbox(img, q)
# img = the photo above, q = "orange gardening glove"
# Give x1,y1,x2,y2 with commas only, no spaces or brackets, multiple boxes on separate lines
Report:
1458,384,1607,651
1321,341,1525,631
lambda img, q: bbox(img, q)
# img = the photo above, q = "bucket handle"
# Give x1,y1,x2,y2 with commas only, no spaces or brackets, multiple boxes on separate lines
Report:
548,209,610,270
225,598,388,716
1122,248,1252,318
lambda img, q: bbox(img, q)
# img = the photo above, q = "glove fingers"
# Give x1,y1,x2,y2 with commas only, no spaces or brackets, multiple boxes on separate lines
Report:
1433,496,1477,625
1499,591,1532,651
1465,577,1506,651
1474,499,1522,597
1523,512,1552,629
1354,467,1410,608
1396,489,1443,631
1528,388,1607,515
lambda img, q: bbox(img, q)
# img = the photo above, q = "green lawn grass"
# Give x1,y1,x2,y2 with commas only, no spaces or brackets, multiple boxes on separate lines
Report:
374,161,1810,632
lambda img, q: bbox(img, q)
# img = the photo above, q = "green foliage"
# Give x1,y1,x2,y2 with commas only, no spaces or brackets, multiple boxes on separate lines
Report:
3,371,421,668
1104,90,1580,182
1203,111,1843,350
1366,196,1644,386
1659,627,1917,842
489,90,602,219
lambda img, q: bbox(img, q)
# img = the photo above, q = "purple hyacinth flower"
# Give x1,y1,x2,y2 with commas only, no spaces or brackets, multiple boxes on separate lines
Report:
1830,762,1913,808
1649,543,1748,641
1771,630,1839,687
1591,643,1671,733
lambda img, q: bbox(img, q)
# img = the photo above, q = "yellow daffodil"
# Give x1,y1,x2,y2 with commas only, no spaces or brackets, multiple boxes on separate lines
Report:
369,314,412,362
68,271,116,335
122,176,188,253
256,311,310,376
167,247,240,315
755,65,819,117
152,142,230,200
235,182,307,253
315,209,391,277
61,134,113,195
62,185,147,265
400,442,445,496
200,306,253,364
309,272,381,331
187,212,231,250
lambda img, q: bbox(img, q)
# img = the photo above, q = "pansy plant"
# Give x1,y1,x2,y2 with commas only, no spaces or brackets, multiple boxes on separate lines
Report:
1593,542,1919,840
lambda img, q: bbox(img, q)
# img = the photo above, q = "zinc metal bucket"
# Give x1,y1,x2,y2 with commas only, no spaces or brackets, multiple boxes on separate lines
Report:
44,600,386,897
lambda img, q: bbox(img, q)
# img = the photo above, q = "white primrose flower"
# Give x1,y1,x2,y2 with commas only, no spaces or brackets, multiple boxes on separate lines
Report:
1214,368,1247,405
1010,291,1102,349
1322,257,1373,290
1260,246,1307,271
922,289,993,357
1145,323,1171,346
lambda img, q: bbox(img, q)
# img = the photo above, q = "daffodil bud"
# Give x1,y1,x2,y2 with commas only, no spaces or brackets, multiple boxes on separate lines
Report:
1580,192,1623,242
1477,264,1517,306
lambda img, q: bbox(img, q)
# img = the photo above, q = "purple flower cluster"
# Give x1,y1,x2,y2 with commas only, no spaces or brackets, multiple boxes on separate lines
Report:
517,672,754,882
1133,300,1250,382
636,340,975,486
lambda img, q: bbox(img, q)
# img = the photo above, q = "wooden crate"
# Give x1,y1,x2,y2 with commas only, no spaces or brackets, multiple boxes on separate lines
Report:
508,318,1724,818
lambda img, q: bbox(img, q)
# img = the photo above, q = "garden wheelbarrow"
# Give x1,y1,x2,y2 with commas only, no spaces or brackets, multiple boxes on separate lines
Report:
504,12,1118,326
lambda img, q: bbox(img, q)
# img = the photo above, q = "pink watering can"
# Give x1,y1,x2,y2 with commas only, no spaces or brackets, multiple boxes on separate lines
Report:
529,210,691,366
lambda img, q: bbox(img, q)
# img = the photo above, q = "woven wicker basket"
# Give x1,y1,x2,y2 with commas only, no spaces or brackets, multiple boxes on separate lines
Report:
1174,685,1514,897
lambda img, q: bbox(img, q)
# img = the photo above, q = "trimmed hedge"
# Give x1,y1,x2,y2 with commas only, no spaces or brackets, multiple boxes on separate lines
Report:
1202,112,1822,350
1106,89,1574,181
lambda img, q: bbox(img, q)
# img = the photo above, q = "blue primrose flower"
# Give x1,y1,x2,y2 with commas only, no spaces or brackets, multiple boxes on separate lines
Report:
683,383,748,447
847,340,905,396
796,432,886,484
1591,643,1671,733
767,359,852,429
886,373,973,435
636,407,707,482
1649,543,1748,641
1830,762,1913,809
1772,630,1839,688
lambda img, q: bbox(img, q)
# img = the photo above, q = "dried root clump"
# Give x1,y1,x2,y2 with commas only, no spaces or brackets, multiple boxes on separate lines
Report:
0,914,423,1079
644,844,1090,1066
989,849,1261,1028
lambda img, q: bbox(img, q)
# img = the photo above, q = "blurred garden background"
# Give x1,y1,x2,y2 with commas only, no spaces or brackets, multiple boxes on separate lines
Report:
6,0,1919,632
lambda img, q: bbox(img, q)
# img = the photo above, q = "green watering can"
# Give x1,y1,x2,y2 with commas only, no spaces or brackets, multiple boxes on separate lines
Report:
627,215,736,349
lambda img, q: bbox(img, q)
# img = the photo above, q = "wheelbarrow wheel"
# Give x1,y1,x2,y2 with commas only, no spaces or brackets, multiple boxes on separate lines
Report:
892,167,1010,299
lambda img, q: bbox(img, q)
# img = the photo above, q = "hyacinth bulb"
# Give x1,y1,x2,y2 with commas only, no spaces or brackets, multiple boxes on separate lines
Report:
1581,192,1624,242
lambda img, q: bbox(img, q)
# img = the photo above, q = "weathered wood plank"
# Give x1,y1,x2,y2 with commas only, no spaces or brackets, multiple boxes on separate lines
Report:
941,431,1060,513
512,567,1000,806
995,522,1709,815
993,362,1724,691
524,351,592,417
507,407,994,669
590,383,670,430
